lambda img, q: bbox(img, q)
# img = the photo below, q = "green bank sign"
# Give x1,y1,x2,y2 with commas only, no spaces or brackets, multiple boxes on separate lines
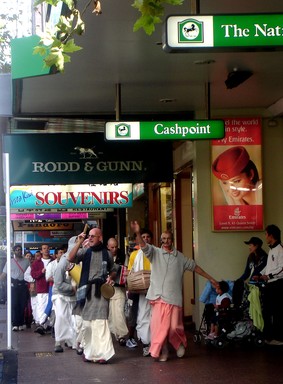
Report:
105,120,224,140
164,14,283,52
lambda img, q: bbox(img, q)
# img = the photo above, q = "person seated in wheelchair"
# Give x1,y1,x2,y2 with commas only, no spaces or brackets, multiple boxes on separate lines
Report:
206,280,232,340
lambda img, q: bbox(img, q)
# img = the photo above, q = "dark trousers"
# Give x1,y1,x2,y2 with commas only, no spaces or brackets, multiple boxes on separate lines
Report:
126,293,139,338
11,280,28,327
263,279,283,341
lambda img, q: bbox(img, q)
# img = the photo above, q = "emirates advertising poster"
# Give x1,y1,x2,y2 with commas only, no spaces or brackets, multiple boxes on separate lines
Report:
211,118,263,231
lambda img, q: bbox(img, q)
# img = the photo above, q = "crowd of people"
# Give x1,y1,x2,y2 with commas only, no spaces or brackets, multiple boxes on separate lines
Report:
0,222,282,364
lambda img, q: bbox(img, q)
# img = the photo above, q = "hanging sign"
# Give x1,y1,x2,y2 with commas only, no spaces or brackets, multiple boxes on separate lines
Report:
11,208,114,213
10,213,89,220
10,184,133,210
3,133,173,184
164,14,283,52
105,120,224,140
13,222,74,231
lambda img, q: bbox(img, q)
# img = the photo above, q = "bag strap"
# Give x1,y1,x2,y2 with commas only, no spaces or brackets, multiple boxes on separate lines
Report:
13,257,25,274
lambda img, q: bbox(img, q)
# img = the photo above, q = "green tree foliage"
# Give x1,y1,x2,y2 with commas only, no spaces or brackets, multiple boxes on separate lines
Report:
0,13,18,73
132,0,183,35
34,0,183,72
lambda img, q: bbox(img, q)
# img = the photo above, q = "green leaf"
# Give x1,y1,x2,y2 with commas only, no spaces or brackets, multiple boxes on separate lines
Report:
56,51,65,72
133,14,162,35
34,0,60,6
75,21,85,36
39,31,56,47
32,0,184,71
63,53,71,63
57,15,74,35
132,0,163,14
63,0,75,10
162,0,183,5
74,11,85,36
44,51,60,67
51,37,63,48
33,46,47,56
44,48,65,71
132,0,183,35
63,39,82,53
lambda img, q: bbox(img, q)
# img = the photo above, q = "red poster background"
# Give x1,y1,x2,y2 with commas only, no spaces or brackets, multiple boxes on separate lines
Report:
211,118,263,231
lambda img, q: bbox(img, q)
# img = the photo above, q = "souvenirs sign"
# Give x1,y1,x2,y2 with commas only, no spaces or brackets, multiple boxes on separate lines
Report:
10,184,133,210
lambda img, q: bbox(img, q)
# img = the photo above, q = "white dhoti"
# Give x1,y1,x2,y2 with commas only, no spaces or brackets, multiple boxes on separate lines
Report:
82,319,115,362
136,294,151,345
75,314,84,346
30,296,38,323
52,294,77,348
108,286,128,340
36,293,49,325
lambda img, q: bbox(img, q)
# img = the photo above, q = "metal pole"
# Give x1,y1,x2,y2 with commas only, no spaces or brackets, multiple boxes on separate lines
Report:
205,82,211,119
190,0,200,15
115,83,121,121
115,83,122,246
3,153,12,349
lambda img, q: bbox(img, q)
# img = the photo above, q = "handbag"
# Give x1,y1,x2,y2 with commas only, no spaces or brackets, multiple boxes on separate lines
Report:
126,249,151,294
127,269,151,294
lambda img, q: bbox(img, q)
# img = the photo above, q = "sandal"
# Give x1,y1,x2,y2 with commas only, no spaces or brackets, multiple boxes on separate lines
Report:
118,337,127,346
76,347,84,355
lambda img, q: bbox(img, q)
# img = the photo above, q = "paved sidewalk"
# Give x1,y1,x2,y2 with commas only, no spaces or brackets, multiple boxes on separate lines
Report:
1,302,283,384
0,303,18,384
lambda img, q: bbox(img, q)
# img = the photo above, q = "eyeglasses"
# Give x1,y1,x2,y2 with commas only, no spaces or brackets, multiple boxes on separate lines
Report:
15,249,22,252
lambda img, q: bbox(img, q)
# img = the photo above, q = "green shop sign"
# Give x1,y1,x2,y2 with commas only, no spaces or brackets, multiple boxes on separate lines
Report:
105,120,224,141
3,133,173,185
164,14,283,52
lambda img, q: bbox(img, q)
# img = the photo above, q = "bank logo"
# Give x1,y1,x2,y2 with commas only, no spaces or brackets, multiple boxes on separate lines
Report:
115,123,131,138
178,18,203,43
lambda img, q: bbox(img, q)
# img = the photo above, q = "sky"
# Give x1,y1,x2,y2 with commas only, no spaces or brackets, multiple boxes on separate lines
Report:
1,0,34,38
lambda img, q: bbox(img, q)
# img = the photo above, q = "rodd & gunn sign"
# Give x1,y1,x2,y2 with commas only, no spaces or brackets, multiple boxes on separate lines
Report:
31,160,144,173
3,133,173,185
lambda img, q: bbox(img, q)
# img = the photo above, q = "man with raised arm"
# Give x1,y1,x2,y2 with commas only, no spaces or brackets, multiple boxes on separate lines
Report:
68,227,116,363
130,220,217,362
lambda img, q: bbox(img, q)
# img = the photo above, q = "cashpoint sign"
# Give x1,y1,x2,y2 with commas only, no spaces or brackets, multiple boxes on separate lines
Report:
105,120,224,141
